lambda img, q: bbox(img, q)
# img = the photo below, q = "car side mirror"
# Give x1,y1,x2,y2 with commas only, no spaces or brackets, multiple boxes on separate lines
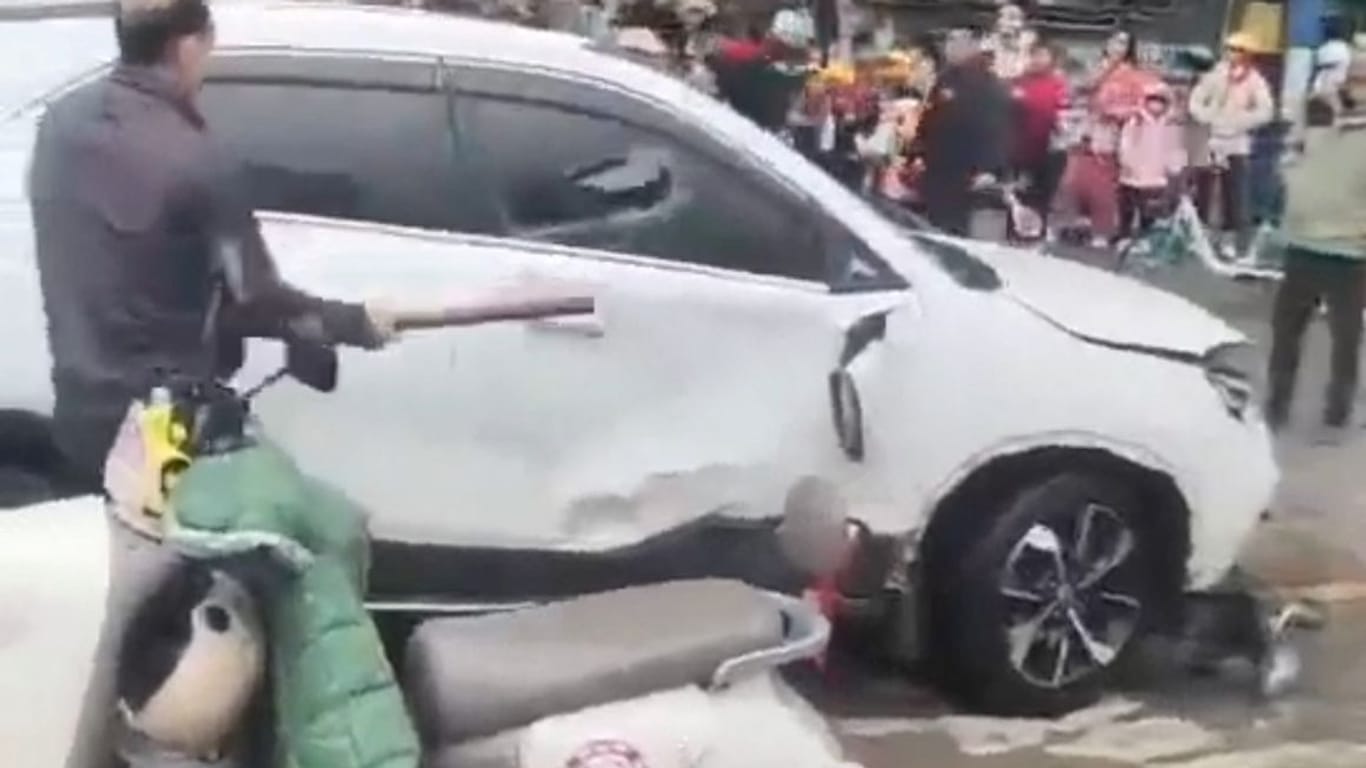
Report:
285,342,338,393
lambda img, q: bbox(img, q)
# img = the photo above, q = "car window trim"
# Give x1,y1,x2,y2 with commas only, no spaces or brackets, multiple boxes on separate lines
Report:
205,47,442,92
442,60,819,209
255,209,831,293
441,60,833,286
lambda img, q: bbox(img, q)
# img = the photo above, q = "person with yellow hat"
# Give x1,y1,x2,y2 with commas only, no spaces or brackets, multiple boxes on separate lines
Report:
1187,29,1276,257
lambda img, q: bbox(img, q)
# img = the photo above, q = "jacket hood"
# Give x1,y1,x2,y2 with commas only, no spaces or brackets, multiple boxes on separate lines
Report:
963,240,1245,355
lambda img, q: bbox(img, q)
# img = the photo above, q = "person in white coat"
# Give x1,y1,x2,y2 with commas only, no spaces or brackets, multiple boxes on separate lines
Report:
1188,30,1275,258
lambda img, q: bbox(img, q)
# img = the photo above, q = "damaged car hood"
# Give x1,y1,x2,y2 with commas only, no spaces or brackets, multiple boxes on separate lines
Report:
963,240,1244,355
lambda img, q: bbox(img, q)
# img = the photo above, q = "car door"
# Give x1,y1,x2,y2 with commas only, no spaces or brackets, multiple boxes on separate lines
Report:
195,51,570,546
439,64,909,550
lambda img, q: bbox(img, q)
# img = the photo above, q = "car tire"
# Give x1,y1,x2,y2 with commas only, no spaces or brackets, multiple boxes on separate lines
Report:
934,473,1155,716
0,464,60,508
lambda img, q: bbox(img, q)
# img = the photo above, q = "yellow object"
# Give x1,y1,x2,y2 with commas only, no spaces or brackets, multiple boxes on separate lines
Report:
138,397,191,519
1229,2,1283,54
815,61,856,87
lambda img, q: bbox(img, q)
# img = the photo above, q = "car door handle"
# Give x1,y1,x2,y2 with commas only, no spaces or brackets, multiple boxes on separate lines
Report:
529,312,605,338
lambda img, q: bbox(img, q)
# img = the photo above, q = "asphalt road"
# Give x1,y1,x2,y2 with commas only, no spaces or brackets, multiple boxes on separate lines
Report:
814,254,1366,767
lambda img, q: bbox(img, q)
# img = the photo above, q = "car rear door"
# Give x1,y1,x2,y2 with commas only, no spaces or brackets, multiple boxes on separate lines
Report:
196,51,561,545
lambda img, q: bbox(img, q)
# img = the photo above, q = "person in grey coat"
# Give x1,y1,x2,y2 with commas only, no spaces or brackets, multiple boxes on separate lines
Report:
27,0,395,491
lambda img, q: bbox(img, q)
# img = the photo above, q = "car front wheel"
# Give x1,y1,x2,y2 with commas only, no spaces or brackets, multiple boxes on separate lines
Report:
935,473,1155,716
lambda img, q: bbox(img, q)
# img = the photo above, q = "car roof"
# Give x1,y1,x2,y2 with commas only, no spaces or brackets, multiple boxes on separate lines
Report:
214,1,594,65
0,1,659,113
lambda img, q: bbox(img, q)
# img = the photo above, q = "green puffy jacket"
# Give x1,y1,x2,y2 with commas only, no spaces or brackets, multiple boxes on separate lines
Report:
168,440,420,768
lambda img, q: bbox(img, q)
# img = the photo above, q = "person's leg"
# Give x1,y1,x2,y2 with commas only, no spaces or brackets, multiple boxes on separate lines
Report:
1089,154,1121,243
1192,165,1215,224
1323,258,1366,427
1117,184,1139,240
1037,150,1068,232
51,409,125,496
1267,251,1328,429
1137,187,1164,231
924,175,972,236
1223,154,1252,253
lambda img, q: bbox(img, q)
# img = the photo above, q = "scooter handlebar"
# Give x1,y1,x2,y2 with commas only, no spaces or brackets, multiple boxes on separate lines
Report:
391,294,596,331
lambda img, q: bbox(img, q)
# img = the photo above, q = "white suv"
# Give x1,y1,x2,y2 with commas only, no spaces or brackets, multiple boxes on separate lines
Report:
0,1,1276,715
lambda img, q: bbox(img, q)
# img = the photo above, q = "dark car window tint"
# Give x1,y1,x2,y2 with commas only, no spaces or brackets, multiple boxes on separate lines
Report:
463,96,824,281
199,82,491,233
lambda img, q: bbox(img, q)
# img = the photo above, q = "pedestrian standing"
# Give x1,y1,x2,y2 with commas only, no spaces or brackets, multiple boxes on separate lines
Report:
983,2,1038,80
1117,83,1185,239
912,28,1011,235
1054,28,1156,248
1312,16,1354,96
1187,31,1275,258
1265,60,1366,435
1010,39,1069,230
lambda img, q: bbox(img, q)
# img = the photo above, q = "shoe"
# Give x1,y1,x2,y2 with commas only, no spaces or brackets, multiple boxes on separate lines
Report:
1313,422,1351,446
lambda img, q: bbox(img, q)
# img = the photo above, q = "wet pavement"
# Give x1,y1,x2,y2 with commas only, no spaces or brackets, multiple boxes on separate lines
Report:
815,256,1366,766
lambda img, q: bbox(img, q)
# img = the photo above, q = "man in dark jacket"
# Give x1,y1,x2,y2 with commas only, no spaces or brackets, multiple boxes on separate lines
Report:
28,0,393,491
913,29,1012,235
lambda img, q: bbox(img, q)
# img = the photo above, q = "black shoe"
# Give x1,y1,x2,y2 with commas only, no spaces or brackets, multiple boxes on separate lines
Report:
1324,406,1352,431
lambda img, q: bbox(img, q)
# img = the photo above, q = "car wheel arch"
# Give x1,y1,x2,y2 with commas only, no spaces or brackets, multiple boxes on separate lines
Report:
915,444,1192,634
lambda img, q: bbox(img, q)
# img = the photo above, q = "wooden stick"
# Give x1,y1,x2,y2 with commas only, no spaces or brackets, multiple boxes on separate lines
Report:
392,294,595,331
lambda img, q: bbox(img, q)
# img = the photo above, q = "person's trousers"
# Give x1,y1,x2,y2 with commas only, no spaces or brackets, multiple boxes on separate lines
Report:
1267,249,1366,427
820,152,866,191
1055,151,1120,239
1117,184,1168,239
52,398,131,496
1016,151,1067,221
922,176,973,236
1193,155,1250,247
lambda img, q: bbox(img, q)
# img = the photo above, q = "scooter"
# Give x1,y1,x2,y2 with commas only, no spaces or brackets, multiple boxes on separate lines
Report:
1,295,861,768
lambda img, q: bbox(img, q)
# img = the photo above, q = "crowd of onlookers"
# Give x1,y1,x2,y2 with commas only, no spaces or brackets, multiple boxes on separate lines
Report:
692,2,1366,435
700,2,1296,259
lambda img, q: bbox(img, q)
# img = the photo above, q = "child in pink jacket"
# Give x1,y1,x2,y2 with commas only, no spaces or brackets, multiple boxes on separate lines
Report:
1117,84,1186,239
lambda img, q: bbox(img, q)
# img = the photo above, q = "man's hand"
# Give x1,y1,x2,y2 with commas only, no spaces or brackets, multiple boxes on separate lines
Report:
364,302,401,348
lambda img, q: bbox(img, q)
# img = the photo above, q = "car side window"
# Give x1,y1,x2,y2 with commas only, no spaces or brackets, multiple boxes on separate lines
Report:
461,95,825,282
198,80,494,234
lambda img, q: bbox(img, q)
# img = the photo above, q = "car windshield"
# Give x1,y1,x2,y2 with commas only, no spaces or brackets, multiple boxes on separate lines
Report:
862,193,1001,292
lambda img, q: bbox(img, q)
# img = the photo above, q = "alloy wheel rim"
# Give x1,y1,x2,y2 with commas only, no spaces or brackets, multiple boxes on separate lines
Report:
998,503,1142,689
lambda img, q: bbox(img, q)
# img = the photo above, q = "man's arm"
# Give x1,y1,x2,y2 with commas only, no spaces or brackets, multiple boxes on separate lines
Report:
1187,70,1216,126
1238,73,1276,133
205,162,390,349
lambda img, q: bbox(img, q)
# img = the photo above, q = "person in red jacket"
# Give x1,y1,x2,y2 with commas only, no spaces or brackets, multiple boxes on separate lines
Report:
1011,39,1069,229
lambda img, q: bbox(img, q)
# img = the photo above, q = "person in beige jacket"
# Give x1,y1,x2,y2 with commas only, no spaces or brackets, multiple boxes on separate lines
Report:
1188,31,1275,257
1265,55,1366,435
